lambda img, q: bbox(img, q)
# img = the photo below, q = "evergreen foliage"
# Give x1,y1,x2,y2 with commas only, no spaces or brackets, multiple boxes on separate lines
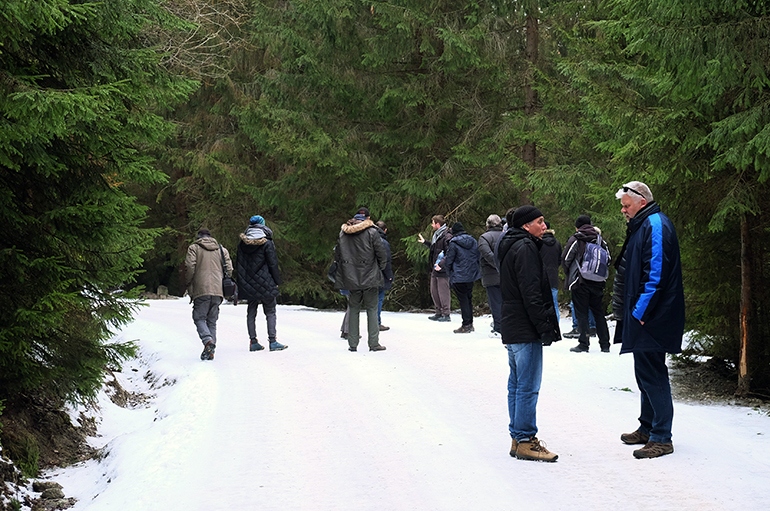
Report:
0,0,197,402
558,0,770,392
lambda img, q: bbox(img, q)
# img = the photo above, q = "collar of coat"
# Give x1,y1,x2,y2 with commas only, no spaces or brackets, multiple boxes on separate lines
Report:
239,232,268,246
341,218,374,234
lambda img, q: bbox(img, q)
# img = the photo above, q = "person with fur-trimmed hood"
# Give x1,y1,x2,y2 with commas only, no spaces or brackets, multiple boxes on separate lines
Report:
185,228,233,361
237,215,287,353
334,207,388,352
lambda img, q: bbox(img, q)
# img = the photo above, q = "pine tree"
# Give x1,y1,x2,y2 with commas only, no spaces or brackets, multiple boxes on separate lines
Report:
0,0,197,402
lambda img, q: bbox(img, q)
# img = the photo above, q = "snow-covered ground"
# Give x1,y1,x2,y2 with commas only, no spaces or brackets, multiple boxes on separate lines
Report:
43,299,769,510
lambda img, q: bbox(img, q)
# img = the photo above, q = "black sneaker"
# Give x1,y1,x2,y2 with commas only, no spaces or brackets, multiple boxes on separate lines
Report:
569,344,589,353
589,328,597,337
563,328,580,339
436,315,451,322
348,346,357,352
428,314,440,321
200,341,216,361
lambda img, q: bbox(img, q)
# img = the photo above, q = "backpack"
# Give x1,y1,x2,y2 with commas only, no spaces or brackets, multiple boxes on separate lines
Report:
578,234,609,282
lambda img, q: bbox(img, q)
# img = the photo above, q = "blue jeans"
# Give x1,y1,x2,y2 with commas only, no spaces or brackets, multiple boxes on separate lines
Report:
551,288,559,322
485,285,502,333
571,300,595,329
634,351,674,443
506,343,543,441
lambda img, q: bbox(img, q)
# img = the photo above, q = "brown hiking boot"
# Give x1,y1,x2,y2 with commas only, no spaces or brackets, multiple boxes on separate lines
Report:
453,324,475,334
620,429,650,445
515,437,558,462
509,439,518,457
633,441,674,459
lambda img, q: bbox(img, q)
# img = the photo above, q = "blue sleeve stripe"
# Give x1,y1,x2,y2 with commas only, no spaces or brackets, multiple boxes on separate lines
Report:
633,214,663,320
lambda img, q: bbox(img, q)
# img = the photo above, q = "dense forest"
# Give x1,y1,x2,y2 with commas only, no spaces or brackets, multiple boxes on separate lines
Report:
2,0,770,475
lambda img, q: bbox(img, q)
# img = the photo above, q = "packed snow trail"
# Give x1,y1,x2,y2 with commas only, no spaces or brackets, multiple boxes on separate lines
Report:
50,300,770,510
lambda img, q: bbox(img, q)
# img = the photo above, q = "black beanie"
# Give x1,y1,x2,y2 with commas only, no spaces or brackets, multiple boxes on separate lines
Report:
197,228,211,238
575,215,592,228
451,222,465,234
512,206,543,228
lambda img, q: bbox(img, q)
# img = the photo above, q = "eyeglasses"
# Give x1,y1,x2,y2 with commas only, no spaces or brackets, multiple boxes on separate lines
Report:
623,186,645,198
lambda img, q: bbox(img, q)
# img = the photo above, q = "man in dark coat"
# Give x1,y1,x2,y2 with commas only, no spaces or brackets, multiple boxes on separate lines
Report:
615,181,685,459
539,222,562,322
479,214,504,337
335,208,388,352
561,215,611,353
417,215,453,322
497,205,560,462
442,222,481,333
236,215,287,352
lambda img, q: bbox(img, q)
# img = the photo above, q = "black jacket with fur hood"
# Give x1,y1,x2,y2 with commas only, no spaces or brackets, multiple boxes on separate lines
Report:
334,218,387,291
236,226,281,301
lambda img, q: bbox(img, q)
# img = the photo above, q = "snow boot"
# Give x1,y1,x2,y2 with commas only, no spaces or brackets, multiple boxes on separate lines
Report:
269,340,288,351
250,338,265,352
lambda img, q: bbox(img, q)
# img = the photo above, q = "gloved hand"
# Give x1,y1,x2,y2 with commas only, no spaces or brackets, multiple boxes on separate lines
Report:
539,331,555,346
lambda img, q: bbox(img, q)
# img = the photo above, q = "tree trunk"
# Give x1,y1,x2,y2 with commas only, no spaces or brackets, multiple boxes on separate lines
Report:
521,13,539,205
736,215,752,396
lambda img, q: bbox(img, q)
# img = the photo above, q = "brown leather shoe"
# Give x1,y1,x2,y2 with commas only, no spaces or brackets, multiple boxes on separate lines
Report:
633,441,674,459
369,345,387,352
509,439,518,457
621,429,650,445
515,437,558,462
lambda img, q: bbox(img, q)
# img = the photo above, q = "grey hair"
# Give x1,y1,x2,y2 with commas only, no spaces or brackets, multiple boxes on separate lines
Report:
486,214,502,228
616,181,653,203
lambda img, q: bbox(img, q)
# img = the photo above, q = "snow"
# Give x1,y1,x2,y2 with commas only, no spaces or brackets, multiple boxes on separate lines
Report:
45,299,769,511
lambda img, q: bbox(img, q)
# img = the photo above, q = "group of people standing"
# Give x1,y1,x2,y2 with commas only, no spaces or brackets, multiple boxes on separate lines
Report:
417,182,685,463
183,180,685,464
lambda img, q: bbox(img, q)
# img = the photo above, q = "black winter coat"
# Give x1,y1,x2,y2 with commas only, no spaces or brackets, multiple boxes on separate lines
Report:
443,231,481,285
497,228,561,345
334,218,387,291
539,231,562,290
236,230,281,302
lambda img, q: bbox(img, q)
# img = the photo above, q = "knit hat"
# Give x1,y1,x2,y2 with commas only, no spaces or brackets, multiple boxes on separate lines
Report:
575,215,592,228
250,215,265,225
197,228,211,238
451,222,465,234
511,206,543,228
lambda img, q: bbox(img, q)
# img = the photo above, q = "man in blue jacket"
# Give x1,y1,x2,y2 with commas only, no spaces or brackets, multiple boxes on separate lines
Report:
441,222,481,333
615,181,685,459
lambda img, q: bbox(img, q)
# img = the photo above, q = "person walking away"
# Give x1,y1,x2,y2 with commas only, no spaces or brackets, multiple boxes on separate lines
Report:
441,222,481,333
334,208,388,352
236,215,287,352
376,220,394,331
497,206,560,462
185,228,232,361
478,214,504,337
615,181,685,459
561,215,611,353
417,215,453,322
540,221,562,322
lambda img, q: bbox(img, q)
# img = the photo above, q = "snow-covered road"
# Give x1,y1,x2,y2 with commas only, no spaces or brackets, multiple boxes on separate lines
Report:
49,299,770,510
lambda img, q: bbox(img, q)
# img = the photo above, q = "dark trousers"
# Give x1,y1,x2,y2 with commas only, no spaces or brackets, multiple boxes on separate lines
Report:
634,351,674,443
452,282,475,327
348,287,380,349
485,285,502,333
571,282,610,349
